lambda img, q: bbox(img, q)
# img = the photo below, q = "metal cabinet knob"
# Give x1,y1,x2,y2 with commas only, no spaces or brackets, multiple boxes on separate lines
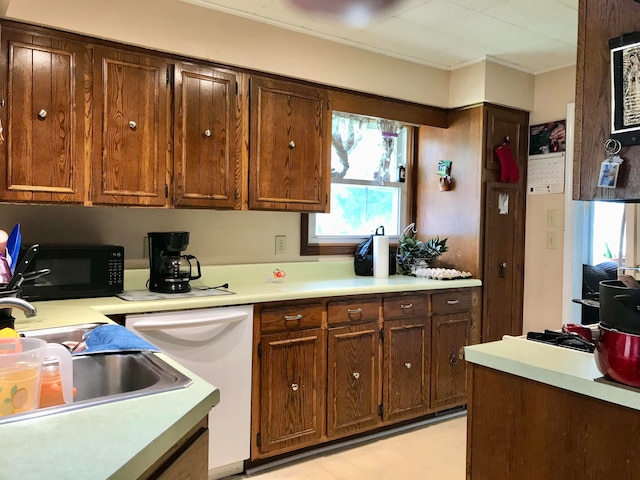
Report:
204,129,211,137
291,383,299,391
449,352,458,366
352,372,360,379
405,362,412,369
38,109,47,119
288,140,296,149
129,121,137,129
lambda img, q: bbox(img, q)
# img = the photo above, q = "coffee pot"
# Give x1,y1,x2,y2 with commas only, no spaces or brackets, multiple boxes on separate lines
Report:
148,232,201,293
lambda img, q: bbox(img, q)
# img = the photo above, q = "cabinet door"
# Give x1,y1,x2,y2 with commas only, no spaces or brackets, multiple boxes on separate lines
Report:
383,316,431,422
249,76,329,212
327,322,381,438
483,182,525,342
174,63,241,208
431,313,470,409
92,46,170,206
0,28,87,203
259,328,326,455
483,105,528,174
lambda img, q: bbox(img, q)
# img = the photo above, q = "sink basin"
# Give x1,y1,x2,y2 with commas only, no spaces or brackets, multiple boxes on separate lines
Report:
0,323,192,424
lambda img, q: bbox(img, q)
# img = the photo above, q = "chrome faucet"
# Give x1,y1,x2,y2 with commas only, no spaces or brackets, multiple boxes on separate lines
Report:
0,298,37,318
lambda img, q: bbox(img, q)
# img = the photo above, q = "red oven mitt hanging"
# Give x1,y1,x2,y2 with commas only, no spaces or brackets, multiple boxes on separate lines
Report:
495,142,519,183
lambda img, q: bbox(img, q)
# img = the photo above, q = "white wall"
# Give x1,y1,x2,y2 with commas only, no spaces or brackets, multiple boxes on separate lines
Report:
522,65,577,334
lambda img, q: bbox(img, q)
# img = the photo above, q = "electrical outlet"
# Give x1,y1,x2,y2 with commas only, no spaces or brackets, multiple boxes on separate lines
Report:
275,235,286,255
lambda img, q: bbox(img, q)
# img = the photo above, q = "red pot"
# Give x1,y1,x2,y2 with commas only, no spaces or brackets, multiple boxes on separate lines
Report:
595,323,640,387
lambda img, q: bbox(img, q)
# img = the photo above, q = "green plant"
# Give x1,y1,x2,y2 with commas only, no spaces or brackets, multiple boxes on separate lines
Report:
396,229,448,275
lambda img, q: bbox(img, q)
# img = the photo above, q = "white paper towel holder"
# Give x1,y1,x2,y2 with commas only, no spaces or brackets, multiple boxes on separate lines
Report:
373,226,389,278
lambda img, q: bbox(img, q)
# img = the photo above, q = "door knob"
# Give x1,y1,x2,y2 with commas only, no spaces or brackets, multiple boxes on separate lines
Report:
499,262,507,278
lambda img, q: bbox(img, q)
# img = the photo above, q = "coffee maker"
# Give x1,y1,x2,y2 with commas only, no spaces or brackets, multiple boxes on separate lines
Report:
148,232,201,293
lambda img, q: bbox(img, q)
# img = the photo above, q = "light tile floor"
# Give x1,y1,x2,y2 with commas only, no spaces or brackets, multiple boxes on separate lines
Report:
233,414,466,480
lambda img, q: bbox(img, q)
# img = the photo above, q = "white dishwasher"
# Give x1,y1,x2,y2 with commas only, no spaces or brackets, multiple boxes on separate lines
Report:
125,304,253,479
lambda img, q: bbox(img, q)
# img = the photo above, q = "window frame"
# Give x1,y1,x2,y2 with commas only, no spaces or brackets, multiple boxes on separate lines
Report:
300,89,447,256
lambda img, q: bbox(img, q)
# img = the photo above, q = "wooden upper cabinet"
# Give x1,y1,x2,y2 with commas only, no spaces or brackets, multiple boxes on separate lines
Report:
574,0,640,201
0,28,88,203
483,105,528,176
91,46,170,206
249,76,330,212
173,63,241,208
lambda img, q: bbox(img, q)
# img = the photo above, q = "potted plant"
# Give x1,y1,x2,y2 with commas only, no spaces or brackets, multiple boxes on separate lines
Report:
396,224,448,275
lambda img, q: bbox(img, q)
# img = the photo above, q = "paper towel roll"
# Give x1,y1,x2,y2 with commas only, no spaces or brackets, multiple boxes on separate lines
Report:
373,235,389,278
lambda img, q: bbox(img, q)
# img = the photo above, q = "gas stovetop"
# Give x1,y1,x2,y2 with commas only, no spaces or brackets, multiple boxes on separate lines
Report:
526,330,595,353
117,286,234,302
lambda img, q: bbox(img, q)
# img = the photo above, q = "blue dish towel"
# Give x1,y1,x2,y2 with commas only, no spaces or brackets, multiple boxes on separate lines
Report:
76,324,160,355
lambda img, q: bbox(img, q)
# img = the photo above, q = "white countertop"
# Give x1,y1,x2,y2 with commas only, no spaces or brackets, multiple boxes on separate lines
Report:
14,260,482,327
464,336,640,411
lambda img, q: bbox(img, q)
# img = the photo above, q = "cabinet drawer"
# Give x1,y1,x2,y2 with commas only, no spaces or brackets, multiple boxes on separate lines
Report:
432,291,472,315
260,303,323,332
383,295,429,319
328,298,379,325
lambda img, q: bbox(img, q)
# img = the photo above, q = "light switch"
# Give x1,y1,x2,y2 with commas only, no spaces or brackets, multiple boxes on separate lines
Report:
547,209,558,228
547,231,558,249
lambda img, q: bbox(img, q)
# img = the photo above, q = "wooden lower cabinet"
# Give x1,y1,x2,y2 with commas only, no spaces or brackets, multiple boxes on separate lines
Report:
431,290,473,409
467,365,640,480
327,320,381,438
251,288,480,463
383,295,431,422
258,327,327,455
139,417,209,480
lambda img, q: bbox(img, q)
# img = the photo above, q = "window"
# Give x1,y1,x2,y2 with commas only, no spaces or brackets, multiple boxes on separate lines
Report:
305,111,411,251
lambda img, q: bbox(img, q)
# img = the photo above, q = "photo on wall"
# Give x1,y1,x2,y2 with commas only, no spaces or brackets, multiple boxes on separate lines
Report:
529,120,566,156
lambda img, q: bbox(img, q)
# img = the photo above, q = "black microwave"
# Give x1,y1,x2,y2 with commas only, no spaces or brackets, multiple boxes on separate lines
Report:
17,244,124,301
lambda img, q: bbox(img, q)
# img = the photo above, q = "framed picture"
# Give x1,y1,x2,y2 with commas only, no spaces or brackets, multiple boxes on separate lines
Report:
598,161,620,189
610,32,640,146
529,120,566,156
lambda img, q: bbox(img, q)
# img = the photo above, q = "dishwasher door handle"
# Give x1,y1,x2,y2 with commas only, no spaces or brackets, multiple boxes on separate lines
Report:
132,311,249,332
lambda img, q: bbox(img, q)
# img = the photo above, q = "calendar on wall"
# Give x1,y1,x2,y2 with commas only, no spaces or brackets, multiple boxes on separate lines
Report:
527,152,565,194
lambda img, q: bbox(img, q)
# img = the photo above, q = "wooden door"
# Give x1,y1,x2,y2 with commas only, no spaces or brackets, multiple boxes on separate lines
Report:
249,76,329,212
92,46,170,206
0,28,88,203
383,317,431,422
431,313,470,409
173,63,241,208
327,321,381,438
258,328,326,455
483,183,525,342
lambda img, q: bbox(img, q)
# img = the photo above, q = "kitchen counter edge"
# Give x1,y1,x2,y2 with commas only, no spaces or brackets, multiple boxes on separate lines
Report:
464,337,640,411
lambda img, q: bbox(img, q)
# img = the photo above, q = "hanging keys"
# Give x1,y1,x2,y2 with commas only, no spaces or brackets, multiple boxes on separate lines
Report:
598,138,623,188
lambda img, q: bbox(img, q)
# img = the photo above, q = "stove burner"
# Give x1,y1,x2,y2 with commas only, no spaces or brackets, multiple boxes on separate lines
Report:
527,330,595,353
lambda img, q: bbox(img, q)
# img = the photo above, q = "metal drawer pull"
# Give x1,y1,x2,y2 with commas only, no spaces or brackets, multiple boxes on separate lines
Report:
446,300,460,305
129,121,137,129
38,109,47,119
347,308,363,314
400,304,413,309
204,129,211,137
291,383,299,391
284,314,303,321
405,362,412,369
352,372,360,379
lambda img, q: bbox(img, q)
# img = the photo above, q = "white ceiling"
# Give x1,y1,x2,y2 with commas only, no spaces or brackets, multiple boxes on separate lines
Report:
182,0,578,75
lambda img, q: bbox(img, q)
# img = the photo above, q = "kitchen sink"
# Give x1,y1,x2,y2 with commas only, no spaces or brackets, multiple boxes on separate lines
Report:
0,323,192,425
